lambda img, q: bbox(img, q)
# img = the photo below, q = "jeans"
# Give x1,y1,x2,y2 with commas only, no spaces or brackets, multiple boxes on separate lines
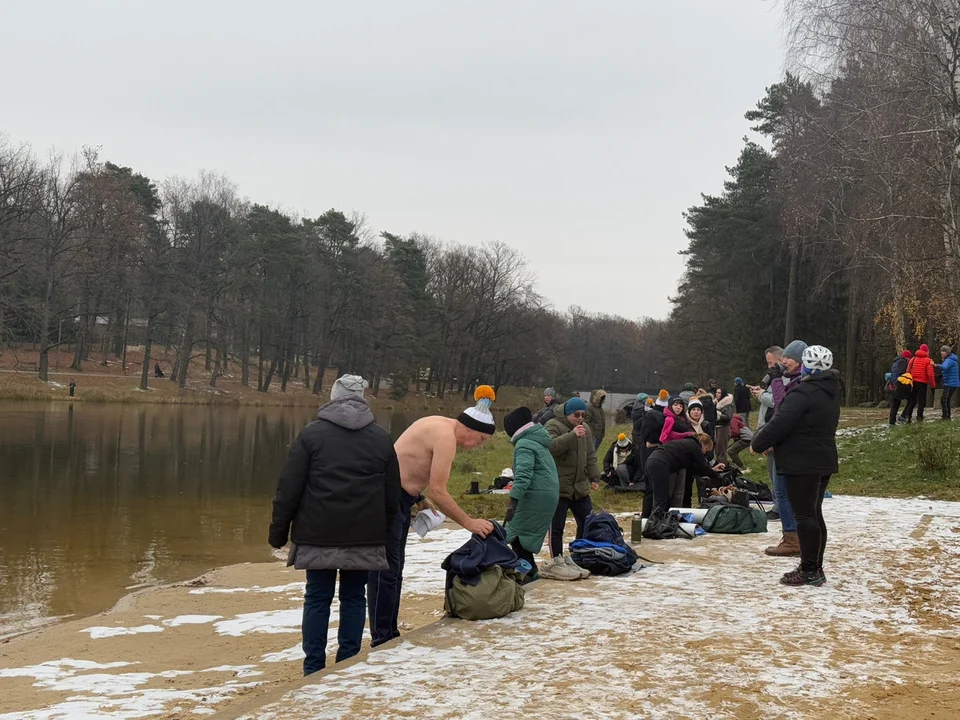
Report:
368,490,419,648
784,474,830,573
303,569,367,676
904,382,929,421
549,495,593,557
942,387,957,419
771,456,797,533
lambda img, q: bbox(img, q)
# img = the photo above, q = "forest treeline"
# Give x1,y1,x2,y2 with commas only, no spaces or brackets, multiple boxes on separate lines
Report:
2,0,958,404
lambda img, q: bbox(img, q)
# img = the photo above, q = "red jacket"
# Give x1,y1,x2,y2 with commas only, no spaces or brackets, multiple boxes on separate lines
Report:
907,346,936,388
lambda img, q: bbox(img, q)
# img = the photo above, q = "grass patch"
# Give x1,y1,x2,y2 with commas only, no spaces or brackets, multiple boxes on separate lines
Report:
449,410,960,521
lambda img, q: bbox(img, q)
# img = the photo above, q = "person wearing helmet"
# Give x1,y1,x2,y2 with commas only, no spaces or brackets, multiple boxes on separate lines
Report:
750,345,841,587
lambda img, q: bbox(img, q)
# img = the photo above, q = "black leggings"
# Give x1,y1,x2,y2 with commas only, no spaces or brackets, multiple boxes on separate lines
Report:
644,459,674,515
549,495,593,557
784,474,830,573
510,538,538,576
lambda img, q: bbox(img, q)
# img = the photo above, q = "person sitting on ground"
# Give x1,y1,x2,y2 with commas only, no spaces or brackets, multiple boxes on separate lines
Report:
713,387,735,465
734,377,752,426
904,344,936,423
644,434,724,514
502,406,560,584
751,345,840,587
368,386,497,648
534,387,562,425
727,413,754,472
543,397,600,580
602,433,642,488
585,389,608,450
269,374,401,676
888,350,912,425
936,345,958,421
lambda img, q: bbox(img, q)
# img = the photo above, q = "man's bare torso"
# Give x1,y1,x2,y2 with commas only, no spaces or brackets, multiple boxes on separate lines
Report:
394,416,458,495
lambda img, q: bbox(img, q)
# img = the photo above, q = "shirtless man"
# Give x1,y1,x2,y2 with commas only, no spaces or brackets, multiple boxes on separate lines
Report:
368,387,497,647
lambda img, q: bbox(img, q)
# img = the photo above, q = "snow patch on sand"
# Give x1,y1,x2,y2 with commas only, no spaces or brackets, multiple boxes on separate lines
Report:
81,625,164,639
213,610,302,637
162,615,221,627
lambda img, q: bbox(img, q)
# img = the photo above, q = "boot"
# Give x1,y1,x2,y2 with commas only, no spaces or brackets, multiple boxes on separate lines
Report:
765,531,801,557
465,481,480,495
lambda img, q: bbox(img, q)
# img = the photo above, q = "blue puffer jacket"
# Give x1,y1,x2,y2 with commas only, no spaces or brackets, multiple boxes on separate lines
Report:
938,353,959,388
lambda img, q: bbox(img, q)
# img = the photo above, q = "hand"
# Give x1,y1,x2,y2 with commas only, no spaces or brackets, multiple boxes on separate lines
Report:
715,463,726,471
591,482,600,491
574,425,586,438
750,447,758,455
465,518,494,538
268,533,288,550
504,499,518,524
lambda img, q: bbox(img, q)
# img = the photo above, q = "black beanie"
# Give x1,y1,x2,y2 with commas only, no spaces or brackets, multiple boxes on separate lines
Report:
504,406,533,438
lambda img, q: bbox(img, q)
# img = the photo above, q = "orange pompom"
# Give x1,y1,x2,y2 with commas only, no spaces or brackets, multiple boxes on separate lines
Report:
658,389,669,401
474,385,496,402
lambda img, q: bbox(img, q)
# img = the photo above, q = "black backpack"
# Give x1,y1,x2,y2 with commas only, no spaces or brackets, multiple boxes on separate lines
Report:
642,508,684,540
732,476,773,502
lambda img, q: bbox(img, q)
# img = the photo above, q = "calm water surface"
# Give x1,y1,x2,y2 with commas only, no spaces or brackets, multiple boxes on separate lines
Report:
0,401,422,638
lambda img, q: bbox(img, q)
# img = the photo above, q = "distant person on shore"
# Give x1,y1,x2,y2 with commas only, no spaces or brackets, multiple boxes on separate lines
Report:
368,386,497,647
534,387,561,425
585,390,608,450
543,397,599,580
904,344,936,423
269,374,400,676
734,377,752,426
751,346,840,587
888,350,912,425
502,406,560,583
936,345,958,420
69,379,76,397
154,363,165,378
713,387,735,465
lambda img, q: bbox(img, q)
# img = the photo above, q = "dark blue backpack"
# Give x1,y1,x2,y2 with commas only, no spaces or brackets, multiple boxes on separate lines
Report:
570,512,638,576
582,511,628,545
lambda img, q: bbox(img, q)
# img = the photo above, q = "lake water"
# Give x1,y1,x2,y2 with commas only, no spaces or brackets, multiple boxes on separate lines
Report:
0,401,426,638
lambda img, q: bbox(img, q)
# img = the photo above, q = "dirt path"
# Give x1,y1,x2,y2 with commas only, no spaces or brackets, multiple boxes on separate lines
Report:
2,497,959,719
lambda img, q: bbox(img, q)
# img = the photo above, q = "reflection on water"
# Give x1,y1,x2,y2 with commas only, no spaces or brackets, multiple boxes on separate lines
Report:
0,401,418,638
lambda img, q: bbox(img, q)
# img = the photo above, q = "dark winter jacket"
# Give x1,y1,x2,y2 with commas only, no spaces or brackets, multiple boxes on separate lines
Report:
645,437,720,479
751,369,841,476
639,405,666,448
734,385,752,413
907,346,936,388
660,407,694,444
534,398,562,425
696,394,718,427
631,403,647,448
937,353,959,388
545,409,599,500
585,390,608,445
603,440,640,475
890,355,909,381
269,397,401,555
442,522,521,587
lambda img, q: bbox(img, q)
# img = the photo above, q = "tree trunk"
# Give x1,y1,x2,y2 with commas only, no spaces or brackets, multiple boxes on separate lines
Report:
783,243,799,346
140,312,154,391
120,296,131,374
240,318,250,387
204,312,213,371
71,295,88,371
38,276,54,382
844,280,858,407
178,321,193,389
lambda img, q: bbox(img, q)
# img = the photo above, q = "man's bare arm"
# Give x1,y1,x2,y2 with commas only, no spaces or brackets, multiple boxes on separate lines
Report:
427,435,493,537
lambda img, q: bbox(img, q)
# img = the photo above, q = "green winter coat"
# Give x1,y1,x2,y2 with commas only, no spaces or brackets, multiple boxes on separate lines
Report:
505,424,561,553
545,405,600,501
584,390,607,445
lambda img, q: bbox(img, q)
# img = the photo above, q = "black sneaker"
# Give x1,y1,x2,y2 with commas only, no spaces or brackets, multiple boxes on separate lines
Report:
780,566,826,587
765,510,780,520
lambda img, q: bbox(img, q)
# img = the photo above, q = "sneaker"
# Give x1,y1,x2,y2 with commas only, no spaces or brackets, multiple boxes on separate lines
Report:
780,565,826,587
539,556,581,581
564,554,591,579
765,510,780,521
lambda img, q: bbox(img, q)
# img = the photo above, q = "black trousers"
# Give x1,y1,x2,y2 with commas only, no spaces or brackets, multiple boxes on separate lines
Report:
645,458,674,516
942,387,956,419
904,382,929,421
889,397,905,425
510,538,538,577
784,474,830,573
549,495,593,557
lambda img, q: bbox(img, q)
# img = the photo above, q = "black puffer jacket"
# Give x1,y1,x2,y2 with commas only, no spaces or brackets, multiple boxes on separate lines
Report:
269,397,401,548
751,370,841,475
645,437,719,478
639,406,666,447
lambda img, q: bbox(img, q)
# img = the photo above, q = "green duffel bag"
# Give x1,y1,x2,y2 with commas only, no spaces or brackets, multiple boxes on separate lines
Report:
444,565,525,620
701,505,768,534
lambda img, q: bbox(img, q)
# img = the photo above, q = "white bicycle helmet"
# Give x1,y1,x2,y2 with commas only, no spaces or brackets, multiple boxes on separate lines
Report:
802,345,833,372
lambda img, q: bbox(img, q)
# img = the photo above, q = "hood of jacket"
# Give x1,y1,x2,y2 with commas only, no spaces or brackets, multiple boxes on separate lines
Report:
716,394,734,410
799,369,841,398
317,397,376,430
512,423,553,449
915,347,930,360
589,390,607,408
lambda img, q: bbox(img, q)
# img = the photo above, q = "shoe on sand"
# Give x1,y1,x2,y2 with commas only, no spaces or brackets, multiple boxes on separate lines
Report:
539,556,581,581
780,565,826,587
765,531,801,557
564,554,590,579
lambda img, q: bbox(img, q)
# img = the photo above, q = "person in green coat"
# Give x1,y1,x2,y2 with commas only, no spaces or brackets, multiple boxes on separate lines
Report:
543,397,599,579
502,406,560,583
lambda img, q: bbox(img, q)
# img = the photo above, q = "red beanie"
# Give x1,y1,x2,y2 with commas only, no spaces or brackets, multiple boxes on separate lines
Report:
920,343,929,353
902,350,912,359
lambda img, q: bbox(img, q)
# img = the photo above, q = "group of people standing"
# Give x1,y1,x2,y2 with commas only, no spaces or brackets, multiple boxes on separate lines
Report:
887,344,958,424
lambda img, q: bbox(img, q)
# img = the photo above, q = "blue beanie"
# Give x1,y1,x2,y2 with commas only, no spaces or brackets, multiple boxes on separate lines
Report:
735,377,744,386
564,397,587,415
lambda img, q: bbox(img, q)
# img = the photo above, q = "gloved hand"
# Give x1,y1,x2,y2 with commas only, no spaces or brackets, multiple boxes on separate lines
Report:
268,529,288,549
504,498,518,524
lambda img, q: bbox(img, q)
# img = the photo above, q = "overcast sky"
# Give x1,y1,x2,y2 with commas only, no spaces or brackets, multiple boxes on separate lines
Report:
3,1,784,319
